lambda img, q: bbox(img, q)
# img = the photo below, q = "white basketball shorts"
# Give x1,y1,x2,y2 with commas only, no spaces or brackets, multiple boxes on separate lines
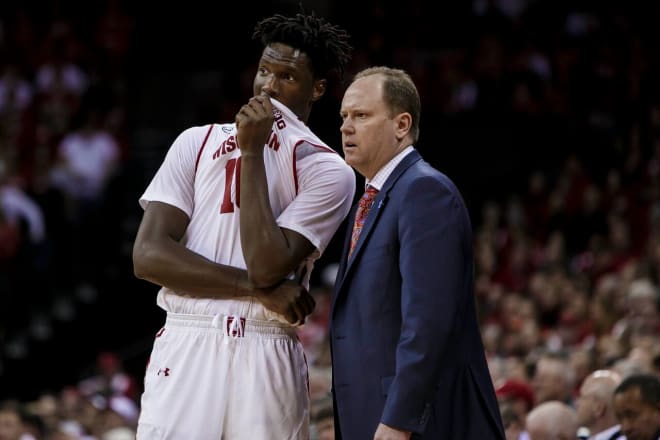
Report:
136,312,310,439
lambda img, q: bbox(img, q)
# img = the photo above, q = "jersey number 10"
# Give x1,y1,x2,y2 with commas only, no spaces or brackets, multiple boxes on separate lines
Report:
220,157,241,213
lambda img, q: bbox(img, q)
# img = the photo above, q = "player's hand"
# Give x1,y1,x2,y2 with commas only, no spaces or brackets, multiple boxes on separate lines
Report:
235,94,274,155
374,423,411,440
254,279,316,325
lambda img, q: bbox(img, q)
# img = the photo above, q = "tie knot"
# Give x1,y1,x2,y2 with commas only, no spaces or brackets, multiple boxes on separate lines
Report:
364,185,379,199
359,186,378,208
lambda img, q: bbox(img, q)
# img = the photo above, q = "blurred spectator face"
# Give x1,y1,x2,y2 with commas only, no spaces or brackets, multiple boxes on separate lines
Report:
570,349,594,390
627,295,659,330
504,420,523,440
98,351,120,376
533,357,573,404
481,200,501,230
613,385,660,440
0,407,23,440
501,294,524,331
76,398,100,434
316,415,334,440
499,404,524,440
475,241,496,275
496,379,535,420
503,356,528,381
575,378,602,428
58,387,82,420
575,370,622,436
622,279,660,341
526,401,578,440
596,334,625,366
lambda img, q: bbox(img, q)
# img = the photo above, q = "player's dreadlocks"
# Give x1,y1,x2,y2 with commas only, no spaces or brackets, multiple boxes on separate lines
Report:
253,11,352,80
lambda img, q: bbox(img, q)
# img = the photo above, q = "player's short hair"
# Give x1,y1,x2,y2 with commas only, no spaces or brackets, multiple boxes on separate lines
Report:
253,11,352,80
353,66,421,143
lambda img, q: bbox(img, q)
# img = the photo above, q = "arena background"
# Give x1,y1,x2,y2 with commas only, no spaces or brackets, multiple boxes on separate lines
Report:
1,0,659,412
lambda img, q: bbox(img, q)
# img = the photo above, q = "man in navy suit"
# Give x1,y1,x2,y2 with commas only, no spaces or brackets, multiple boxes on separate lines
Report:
331,66,505,439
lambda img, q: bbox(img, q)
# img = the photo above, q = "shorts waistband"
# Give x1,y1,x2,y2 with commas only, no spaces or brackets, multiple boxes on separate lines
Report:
165,312,296,338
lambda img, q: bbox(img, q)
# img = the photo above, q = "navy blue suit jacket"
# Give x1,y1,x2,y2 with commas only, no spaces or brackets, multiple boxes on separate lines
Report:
330,150,505,439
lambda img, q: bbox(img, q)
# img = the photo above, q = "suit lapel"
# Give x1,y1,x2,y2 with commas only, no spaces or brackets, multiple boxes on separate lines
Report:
332,151,423,314
334,202,358,285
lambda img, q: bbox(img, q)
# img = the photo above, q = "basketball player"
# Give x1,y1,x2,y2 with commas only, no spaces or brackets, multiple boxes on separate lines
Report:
132,12,354,440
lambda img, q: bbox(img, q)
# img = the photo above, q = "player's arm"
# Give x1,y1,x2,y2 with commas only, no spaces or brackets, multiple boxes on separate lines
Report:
133,201,252,296
236,95,315,288
132,201,315,323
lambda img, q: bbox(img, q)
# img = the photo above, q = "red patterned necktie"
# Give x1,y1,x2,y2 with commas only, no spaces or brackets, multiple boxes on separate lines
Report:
348,185,379,259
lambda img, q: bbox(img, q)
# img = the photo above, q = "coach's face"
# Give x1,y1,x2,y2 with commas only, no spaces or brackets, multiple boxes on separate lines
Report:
253,42,325,122
340,74,408,180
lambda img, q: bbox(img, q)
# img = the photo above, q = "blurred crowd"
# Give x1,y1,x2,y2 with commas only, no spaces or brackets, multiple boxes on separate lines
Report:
1,0,660,439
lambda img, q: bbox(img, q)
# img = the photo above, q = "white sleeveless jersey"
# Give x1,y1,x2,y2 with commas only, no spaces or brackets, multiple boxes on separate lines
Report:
139,98,355,322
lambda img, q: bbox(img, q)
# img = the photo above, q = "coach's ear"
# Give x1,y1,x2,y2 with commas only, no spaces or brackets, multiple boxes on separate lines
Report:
394,112,412,142
311,79,326,102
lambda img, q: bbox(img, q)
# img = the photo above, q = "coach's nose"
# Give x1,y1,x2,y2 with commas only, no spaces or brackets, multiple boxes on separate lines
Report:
340,116,354,134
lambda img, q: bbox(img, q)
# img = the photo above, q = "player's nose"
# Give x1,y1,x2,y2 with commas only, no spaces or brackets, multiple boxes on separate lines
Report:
261,76,278,97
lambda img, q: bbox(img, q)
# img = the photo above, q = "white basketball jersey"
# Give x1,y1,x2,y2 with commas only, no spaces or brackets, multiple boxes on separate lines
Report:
139,98,355,322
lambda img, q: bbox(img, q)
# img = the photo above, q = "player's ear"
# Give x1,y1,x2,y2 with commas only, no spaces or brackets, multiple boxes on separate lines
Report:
311,79,326,102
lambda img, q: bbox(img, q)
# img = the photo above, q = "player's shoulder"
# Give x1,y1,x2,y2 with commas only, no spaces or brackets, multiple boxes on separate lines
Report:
173,123,234,147
297,143,354,180
178,123,233,139
294,140,344,165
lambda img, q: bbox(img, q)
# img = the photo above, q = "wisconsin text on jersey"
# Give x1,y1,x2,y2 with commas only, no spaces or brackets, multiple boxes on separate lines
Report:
213,107,286,158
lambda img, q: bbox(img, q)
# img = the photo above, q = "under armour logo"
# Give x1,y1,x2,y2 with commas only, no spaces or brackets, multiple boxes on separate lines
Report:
157,368,170,376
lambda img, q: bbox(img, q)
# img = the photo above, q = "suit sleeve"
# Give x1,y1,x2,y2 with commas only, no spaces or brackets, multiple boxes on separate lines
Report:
381,175,469,431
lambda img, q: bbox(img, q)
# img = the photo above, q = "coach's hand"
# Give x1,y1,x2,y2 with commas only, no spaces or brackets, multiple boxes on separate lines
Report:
235,94,274,155
255,279,315,325
374,423,411,440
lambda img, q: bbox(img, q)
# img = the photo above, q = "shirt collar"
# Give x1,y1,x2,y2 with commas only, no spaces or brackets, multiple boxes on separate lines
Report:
365,145,415,191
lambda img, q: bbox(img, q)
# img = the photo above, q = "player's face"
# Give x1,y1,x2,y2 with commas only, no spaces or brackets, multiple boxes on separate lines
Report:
253,42,324,121
613,387,660,440
340,74,401,180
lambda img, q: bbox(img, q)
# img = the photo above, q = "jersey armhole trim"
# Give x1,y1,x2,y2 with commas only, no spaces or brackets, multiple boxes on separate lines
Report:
194,125,214,176
292,139,338,194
